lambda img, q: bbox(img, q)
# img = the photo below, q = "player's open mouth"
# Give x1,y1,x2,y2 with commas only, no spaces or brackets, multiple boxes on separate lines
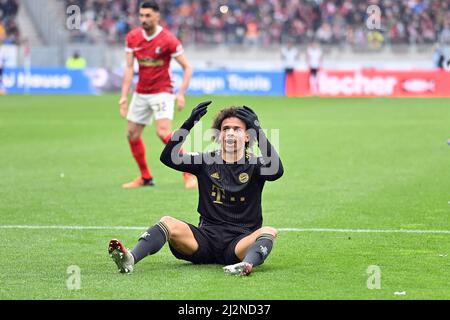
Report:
225,139,236,146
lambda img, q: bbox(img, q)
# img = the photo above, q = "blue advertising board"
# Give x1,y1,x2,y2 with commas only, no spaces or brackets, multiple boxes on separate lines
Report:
172,70,285,96
1,68,285,96
2,68,97,94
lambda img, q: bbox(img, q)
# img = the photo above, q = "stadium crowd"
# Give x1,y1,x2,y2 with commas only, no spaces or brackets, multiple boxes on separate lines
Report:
0,0,19,44
64,0,450,48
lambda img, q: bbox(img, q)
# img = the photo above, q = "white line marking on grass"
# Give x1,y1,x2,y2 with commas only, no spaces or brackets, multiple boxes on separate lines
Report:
1,225,450,234
0,225,144,230
278,228,450,234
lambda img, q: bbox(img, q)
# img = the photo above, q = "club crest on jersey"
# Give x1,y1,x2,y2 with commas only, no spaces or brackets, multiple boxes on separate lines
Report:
239,173,249,184
155,46,161,54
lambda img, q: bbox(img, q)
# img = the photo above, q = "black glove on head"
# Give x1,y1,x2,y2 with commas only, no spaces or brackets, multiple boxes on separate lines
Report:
235,105,261,131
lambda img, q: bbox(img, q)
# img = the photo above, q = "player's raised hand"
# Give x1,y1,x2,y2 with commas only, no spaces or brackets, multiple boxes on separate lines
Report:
235,105,261,130
183,100,212,129
119,96,128,118
243,105,258,117
189,100,211,121
175,93,185,111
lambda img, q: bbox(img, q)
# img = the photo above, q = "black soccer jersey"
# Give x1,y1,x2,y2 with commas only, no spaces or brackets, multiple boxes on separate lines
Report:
160,129,284,232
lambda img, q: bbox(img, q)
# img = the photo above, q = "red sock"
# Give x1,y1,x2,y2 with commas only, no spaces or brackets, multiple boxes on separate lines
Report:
128,138,152,180
162,133,174,145
162,133,184,153
162,133,191,179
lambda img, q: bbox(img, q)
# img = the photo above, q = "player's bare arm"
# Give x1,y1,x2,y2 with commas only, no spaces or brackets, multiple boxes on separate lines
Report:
119,52,134,118
174,54,193,111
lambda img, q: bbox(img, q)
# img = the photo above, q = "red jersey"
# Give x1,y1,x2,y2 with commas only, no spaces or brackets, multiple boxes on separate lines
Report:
125,26,183,94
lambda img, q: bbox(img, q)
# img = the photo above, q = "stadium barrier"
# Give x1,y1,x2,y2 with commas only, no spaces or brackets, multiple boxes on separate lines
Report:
172,70,285,96
3,67,449,97
2,68,285,96
286,69,450,97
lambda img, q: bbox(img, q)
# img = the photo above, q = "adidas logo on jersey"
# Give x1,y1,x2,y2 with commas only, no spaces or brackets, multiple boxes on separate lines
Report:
211,172,220,179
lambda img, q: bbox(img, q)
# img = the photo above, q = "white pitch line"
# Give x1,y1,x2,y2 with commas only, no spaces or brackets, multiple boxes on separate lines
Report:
0,225,450,234
0,225,144,231
278,228,450,234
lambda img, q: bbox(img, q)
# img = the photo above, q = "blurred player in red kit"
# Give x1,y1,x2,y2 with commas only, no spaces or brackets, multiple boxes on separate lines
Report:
119,1,196,189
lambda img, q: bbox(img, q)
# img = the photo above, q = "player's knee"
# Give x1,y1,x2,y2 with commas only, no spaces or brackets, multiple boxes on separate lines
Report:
260,227,278,238
159,216,180,239
160,215,175,227
127,129,141,141
156,127,171,141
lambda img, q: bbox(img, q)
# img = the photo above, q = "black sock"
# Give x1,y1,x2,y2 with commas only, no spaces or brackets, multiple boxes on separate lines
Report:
131,222,170,264
243,233,275,267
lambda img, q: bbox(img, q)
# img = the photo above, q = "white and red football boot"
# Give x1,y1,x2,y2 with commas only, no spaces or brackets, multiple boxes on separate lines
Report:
108,239,134,274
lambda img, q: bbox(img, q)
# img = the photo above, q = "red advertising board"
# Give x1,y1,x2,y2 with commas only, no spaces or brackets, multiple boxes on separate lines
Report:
286,69,450,97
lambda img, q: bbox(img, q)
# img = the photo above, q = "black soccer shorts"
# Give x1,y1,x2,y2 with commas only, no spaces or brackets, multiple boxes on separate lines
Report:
168,222,254,265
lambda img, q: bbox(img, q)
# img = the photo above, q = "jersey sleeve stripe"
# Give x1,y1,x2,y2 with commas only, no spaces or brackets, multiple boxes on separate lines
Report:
125,47,133,53
171,50,184,58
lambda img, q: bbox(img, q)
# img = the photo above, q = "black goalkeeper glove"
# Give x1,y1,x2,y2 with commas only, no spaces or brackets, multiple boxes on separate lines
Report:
182,100,212,130
235,105,261,131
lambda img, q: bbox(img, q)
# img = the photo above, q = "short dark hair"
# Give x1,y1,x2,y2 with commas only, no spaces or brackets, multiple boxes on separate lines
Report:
211,107,255,147
140,1,159,12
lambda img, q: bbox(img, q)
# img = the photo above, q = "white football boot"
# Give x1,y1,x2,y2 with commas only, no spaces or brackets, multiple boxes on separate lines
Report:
223,262,253,276
108,239,134,274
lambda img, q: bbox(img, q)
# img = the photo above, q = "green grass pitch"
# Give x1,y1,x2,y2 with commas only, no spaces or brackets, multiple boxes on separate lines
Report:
1,94,449,299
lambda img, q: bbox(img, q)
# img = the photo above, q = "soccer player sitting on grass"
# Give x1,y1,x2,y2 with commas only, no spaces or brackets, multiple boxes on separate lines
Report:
108,101,284,276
